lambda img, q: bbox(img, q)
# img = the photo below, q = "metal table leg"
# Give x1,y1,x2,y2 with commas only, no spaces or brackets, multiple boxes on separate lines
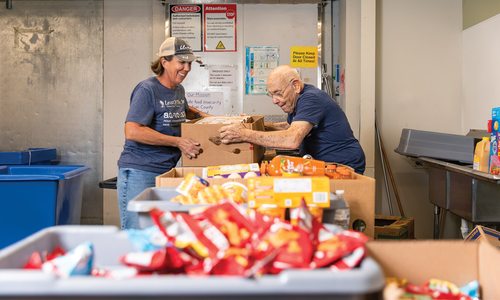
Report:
433,205,441,239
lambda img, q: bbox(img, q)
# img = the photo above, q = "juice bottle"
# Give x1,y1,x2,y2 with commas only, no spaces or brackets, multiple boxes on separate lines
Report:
473,137,490,173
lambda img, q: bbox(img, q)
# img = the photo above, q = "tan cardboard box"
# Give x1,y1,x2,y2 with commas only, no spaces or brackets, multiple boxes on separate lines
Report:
367,240,500,299
156,168,375,237
331,173,375,238
181,116,266,167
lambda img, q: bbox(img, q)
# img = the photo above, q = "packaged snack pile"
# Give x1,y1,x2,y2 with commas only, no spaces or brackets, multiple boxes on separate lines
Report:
173,173,248,205
26,201,368,279
384,277,479,300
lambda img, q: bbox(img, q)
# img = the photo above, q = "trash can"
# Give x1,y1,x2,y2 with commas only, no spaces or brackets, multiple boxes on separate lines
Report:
0,225,385,299
0,165,90,248
0,148,58,165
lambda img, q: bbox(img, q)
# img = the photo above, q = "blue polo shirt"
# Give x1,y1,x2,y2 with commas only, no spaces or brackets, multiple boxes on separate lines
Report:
118,77,188,174
287,84,366,174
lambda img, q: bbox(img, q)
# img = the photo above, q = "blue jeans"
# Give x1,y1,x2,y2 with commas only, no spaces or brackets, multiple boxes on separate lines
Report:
117,168,160,230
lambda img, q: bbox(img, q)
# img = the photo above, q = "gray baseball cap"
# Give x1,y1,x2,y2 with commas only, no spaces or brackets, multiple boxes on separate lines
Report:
157,37,196,62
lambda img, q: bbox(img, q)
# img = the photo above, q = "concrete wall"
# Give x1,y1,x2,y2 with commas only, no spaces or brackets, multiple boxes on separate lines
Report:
376,0,463,238
0,0,103,224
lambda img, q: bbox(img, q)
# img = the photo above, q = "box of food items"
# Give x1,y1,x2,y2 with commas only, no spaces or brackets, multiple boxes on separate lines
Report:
181,115,266,166
367,239,500,299
155,156,375,237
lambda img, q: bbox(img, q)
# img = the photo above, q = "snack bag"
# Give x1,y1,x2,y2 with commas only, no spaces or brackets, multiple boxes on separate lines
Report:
176,173,209,198
41,242,94,278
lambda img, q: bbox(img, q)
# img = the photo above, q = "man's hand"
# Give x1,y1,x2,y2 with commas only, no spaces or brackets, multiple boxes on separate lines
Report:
219,123,246,144
177,137,202,159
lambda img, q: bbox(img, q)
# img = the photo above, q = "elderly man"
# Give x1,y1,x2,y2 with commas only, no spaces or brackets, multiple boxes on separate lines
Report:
219,65,365,174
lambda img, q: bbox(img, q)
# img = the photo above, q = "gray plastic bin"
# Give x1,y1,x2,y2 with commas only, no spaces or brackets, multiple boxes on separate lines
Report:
395,128,475,164
129,188,347,230
127,187,211,228
0,225,384,299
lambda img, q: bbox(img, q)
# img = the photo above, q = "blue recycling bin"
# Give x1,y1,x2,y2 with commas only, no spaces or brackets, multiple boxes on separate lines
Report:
0,165,90,248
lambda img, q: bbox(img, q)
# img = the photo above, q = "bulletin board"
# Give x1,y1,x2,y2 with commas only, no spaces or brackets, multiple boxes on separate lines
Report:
172,3,319,116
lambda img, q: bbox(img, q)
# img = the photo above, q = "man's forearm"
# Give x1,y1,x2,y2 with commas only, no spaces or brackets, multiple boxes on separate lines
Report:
242,128,300,149
264,121,290,131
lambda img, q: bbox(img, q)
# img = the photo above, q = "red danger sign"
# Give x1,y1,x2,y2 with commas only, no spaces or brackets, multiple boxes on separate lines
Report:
171,5,201,13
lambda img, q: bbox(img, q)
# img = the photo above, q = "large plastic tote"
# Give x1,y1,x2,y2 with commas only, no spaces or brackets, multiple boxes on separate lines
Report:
0,165,90,248
0,225,385,299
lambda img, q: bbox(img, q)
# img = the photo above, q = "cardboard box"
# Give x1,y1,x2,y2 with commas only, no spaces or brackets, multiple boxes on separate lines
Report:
156,167,375,237
181,116,266,166
374,215,415,239
367,240,500,299
465,225,500,247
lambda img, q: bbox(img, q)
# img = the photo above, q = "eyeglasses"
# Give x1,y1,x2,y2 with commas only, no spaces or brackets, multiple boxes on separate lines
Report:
266,80,295,98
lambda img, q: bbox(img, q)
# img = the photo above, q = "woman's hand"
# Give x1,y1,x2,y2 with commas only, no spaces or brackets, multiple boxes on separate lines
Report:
177,137,202,159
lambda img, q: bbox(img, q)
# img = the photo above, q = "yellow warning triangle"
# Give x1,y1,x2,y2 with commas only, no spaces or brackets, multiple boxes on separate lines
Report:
216,41,226,50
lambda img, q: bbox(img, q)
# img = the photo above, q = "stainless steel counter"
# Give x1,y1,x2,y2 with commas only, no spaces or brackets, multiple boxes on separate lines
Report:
415,157,500,238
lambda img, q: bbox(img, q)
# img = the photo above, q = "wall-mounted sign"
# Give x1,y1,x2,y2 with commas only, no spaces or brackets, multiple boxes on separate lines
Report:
169,4,203,52
186,91,225,115
207,65,237,89
204,4,237,52
290,46,317,68
245,46,279,95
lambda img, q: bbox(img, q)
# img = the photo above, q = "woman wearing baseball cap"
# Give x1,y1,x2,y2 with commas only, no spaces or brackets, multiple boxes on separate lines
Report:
117,37,208,229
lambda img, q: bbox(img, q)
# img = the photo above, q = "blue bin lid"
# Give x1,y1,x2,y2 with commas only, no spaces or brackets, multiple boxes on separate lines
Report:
0,165,90,181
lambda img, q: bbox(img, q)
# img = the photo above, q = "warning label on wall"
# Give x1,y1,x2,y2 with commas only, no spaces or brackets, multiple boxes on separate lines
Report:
204,4,236,52
290,46,317,68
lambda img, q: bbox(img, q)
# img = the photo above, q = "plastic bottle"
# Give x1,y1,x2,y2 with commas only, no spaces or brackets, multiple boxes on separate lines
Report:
331,190,350,230
473,137,490,173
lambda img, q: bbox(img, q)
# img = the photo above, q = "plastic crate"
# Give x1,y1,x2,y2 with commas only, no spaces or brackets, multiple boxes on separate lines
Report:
0,148,57,165
0,225,385,299
127,187,208,228
0,165,90,248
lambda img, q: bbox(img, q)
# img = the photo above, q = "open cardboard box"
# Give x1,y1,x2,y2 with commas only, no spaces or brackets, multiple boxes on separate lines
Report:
465,225,500,247
181,116,266,166
156,167,375,237
367,240,500,299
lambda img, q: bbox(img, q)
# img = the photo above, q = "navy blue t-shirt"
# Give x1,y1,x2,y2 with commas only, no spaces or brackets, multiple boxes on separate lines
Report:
118,77,188,174
287,84,366,174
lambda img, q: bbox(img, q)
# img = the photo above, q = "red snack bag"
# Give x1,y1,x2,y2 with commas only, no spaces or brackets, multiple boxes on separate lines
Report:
24,252,44,269
120,249,169,272
311,229,368,269
330,246,365,271
202,202,255,248
150,208,228,261
210,247,251,276
23,246,67,269
256,221,313,273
